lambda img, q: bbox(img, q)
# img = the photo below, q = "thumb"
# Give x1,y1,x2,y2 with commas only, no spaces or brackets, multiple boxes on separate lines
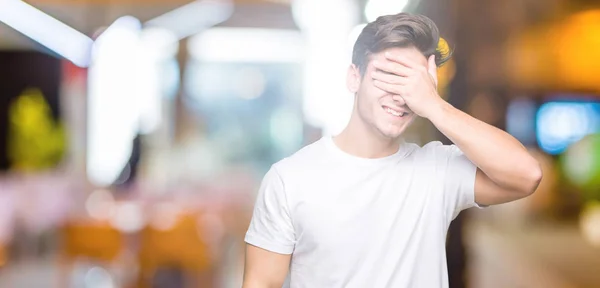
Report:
428,55,438,88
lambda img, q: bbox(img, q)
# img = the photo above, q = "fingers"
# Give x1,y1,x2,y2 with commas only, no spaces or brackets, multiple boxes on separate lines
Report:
372,54,438,96
427,55,438,87
371,70,408,85
372,60,413,77
373,79,405,95
384,52,419,68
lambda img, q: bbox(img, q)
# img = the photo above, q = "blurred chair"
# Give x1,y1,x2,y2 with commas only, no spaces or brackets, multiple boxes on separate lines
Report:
59,221,124,287
136,212,213,288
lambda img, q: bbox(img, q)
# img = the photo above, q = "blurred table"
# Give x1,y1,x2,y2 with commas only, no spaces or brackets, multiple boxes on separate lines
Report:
466,218,600,288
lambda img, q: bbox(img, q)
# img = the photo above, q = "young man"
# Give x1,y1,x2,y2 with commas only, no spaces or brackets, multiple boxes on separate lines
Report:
242,13,542,288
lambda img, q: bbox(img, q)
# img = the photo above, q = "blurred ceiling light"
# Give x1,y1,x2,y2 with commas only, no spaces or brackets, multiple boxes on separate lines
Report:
139,27,179,60
292,0,358,31
135,27,176,135
93,15,141,52
112,163,132,185
145,0,233,40
0,0,93,67
189,28,304,63
87,16,142,187
292,0,359,135
88,17,175,188
364,0,411,22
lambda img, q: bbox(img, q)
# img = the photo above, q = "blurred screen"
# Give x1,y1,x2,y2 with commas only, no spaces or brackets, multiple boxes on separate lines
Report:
507,98,537,146
536,98,600,155
185,61,304,172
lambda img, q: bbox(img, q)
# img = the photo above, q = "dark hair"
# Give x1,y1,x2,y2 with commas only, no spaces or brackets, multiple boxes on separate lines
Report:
352,13,452,75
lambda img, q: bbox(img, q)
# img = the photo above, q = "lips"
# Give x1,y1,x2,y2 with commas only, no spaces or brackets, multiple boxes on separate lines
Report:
382,105,409,117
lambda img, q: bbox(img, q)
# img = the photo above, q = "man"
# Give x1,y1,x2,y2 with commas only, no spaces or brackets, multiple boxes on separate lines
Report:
242,13,542,288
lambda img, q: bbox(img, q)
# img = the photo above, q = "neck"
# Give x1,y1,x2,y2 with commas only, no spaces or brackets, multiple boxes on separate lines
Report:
334,111,402,159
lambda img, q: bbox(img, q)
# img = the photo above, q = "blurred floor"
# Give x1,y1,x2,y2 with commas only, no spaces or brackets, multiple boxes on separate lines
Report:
0,257,58,288
467,217,600,288
0,255,244,288
2,218,600,288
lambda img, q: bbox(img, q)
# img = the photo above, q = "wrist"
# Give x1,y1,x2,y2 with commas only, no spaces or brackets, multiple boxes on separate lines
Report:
424,97,452,121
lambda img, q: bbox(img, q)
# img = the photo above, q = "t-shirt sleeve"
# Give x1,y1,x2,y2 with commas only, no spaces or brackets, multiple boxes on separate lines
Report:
441,145,479,221
245,166,295,255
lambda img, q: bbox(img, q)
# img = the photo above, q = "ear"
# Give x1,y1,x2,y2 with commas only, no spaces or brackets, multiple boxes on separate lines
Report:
346,64,361,93
428,55,438,88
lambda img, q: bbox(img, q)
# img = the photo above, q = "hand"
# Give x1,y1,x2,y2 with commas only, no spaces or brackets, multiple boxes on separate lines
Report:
371,53,443,119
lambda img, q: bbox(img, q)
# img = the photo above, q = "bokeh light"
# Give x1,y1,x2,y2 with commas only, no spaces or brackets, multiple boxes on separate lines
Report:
365,0,411,22
562,134,600,201
536,102,600,155
85,189,116,221
580,201,600,248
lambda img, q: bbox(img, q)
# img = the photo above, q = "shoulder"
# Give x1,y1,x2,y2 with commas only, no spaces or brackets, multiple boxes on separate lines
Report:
405,141,461,161
271,138,328,179
420,141,457,152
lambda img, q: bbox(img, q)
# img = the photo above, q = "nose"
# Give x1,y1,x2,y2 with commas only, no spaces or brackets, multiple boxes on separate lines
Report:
392,95,406,106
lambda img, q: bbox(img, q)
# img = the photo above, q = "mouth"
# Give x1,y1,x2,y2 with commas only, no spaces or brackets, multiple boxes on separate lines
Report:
382,105,410,118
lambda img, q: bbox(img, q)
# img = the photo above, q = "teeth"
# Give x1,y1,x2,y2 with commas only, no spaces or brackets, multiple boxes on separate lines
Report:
386,107,404,117
386,108,400,116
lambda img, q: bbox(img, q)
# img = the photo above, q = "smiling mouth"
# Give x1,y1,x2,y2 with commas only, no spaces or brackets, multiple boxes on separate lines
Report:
383,106,409,117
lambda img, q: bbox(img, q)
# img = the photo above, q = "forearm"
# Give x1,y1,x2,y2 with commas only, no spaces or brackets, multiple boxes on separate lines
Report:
242,279,282,288
428,100,542,194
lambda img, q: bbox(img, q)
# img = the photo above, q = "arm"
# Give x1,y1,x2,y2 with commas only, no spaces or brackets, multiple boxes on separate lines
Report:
371,52,542,206
428,100,543,206
243,166,296,287
243,244,291,288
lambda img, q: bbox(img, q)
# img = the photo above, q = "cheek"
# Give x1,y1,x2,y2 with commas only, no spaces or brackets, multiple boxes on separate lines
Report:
356,93,376,120
358,82,385,103
357,90,380,112
362,77,383,94
356,82,387,116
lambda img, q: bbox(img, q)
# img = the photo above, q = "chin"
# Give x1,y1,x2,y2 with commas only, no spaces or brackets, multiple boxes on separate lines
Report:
376,118,414,139
380,131,404,139
377,125,407,139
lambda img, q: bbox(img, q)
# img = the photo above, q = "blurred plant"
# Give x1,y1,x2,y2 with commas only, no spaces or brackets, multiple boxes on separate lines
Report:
436,37,451,60
561,134,600,202
7,88,66,171
436,37,455,99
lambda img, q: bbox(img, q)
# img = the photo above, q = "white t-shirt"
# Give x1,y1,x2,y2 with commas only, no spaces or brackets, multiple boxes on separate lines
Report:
245,136,478,288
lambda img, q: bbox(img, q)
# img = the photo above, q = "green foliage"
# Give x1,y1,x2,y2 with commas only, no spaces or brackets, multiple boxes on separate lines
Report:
7,88,66,171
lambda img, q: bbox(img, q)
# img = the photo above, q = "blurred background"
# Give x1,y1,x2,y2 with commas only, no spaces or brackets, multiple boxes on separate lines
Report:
0,0,600,287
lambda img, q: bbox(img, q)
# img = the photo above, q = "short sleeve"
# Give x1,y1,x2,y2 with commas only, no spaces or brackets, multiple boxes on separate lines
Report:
245,166,296,254
441,145,478,221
